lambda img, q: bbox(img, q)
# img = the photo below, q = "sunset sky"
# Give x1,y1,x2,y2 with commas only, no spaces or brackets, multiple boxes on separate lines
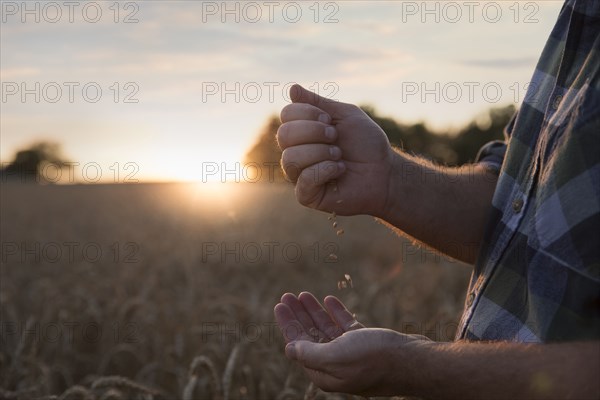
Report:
1,1,563,182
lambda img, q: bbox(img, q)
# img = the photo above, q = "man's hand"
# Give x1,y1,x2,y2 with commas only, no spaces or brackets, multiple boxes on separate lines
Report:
274,292,600,399
273,292,432,397
278,84,499,264
278,84,396,216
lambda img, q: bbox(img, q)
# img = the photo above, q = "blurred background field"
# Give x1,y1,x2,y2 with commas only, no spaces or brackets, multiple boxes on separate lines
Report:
1,182,471,399
0,2,565,398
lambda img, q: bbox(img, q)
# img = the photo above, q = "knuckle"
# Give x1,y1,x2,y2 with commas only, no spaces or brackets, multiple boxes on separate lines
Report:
346,102,360,113
320,161,337,178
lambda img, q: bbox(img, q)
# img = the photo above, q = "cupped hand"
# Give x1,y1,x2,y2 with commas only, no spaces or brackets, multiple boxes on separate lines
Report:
274,292,431,396
277,85,396,217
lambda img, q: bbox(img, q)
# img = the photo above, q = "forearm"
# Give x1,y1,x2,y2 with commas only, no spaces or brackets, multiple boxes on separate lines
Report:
397,340,600,400
379,150,498,264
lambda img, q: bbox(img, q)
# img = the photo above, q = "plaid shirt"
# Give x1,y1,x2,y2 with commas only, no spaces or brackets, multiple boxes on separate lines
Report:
456,0,600,342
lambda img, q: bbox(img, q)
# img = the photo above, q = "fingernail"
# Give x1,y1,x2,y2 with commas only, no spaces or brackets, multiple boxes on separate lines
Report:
319,114,331,124
285,342,297,359
325,126,336,140
337,161,346,172
329,146,341,159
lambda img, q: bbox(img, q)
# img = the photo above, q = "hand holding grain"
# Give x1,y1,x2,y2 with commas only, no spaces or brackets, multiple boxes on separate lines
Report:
278,84,396,216
274,292,433,397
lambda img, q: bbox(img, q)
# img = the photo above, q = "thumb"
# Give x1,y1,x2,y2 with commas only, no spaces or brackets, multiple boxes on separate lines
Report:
289,84,354,119
286,340,330,370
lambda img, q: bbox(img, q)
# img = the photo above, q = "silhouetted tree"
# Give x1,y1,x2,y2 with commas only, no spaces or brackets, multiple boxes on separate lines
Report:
243,115,286,182
1,141,69,184
451,105,514,165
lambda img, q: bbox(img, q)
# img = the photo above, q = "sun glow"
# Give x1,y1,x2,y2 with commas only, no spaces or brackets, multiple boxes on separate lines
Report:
188,180,242,200
148,138,251,183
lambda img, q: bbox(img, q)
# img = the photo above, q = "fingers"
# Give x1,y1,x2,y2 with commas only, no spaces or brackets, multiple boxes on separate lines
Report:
280,102,331,124
277,120,337,149
296,161,345,208
278,91,345,189
280,293,326,342
275,292,360,347
324,296,365,332
281,144,342,182
298,292,344,340
273,303,314,343
277,119,343,185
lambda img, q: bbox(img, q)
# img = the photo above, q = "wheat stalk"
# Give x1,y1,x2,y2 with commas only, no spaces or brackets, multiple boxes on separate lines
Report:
222,344,241,400
91,376,160,397
10,317,35,369
97,388,124,400
0,386,39,400
58,385,93,400
283,370,294,390
187,356,223,399
182,375,199,400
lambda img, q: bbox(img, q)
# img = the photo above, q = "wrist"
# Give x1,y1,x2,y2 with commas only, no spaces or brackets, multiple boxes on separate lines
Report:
382,333,442,397
378,150,430,224
378,149,405,221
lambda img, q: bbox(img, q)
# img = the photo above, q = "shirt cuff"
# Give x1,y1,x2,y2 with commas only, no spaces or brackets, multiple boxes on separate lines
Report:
475,140,507,174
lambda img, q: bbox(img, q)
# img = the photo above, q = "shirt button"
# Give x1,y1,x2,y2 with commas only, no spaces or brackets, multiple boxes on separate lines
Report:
553,95,563,110
466,292,475,307
512,198,524,213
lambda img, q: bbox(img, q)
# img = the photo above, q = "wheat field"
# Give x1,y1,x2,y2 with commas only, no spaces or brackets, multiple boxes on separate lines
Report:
0,183,471,400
